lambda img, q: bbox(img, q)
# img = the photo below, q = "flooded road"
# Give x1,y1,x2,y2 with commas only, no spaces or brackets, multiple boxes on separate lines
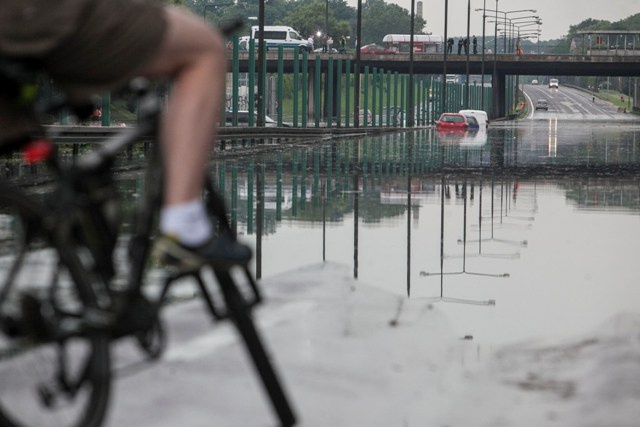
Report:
3,119,640,427
206,120,640,345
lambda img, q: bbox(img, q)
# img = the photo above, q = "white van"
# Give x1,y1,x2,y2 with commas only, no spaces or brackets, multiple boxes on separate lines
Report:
458,109,489,128
250,26,313,52
445,74,460,84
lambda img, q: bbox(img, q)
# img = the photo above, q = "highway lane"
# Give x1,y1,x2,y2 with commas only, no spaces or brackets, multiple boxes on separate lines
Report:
522,83,637,121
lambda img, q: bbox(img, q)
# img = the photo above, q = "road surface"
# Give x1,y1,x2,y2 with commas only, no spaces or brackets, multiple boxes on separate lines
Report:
522,83,635,121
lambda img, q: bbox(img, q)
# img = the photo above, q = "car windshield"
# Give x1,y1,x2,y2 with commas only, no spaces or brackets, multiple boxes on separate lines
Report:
441,115,464,123
465,116,478,125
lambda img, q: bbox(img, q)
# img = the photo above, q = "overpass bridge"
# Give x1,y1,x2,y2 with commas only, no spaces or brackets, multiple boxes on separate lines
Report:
229,51,640,118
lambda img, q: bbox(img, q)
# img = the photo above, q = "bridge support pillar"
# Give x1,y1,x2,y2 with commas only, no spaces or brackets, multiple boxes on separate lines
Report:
491,71,506,119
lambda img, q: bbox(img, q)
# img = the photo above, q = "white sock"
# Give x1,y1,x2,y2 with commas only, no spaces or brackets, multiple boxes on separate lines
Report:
160,199,212,246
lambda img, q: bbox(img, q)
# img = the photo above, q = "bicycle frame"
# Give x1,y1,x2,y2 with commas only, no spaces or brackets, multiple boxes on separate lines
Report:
41,81,294,426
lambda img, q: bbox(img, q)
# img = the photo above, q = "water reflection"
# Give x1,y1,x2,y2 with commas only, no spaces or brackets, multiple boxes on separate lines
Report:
8,124,637,305
206,124,640,301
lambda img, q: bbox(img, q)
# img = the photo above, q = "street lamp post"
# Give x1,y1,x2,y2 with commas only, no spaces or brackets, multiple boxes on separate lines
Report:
354,0,362,127
257,0,265,126
325,0,329,47
441,0,449,115
476,5,536,117
465,0,471,109
408,0,416,127
490,17,540,53
476,7,537,114
507,16,540,52
480,0,486,111
479,7,537,53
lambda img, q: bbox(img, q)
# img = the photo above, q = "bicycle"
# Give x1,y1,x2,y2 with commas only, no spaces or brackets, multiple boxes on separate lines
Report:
0,48,296,427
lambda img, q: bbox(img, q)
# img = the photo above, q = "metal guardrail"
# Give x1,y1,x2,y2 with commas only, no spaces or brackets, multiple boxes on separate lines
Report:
46,124,413,144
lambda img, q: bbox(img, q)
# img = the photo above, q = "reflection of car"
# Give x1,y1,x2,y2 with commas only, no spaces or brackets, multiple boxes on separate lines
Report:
464,115,480,130
436,113,469,131
360,44,397,55
225,111,279,127
549,78,559,88
535,99,548,110
531,79,539,85
460,128,488,146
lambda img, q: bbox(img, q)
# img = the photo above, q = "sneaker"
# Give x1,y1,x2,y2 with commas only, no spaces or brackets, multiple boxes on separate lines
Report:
153,233,252,272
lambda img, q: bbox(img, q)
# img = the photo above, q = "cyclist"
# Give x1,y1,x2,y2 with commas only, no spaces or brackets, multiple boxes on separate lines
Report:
0,1,251,270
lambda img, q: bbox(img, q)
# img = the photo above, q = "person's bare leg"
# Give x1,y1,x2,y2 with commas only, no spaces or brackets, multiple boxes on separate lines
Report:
138,7,225,207
134,6,250,266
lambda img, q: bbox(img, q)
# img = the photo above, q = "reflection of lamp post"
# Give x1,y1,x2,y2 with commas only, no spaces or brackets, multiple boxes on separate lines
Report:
419,176,500,306
420,177,510,279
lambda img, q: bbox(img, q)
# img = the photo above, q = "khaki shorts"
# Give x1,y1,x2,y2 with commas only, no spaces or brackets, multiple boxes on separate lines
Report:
0,0,167,146
1,0,167,89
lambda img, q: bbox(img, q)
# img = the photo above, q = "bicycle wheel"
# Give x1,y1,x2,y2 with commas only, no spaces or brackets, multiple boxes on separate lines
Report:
0,184,111,427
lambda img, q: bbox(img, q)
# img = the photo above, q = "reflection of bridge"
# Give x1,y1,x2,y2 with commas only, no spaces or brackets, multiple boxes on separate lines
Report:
230,51,640,117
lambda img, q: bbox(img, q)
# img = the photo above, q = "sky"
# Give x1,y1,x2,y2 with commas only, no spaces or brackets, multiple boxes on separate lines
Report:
347,0,640,40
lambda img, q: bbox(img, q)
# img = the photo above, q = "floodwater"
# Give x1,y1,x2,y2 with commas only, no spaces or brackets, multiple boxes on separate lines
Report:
203,120,640,346
12,119,638,347
2,119,640,426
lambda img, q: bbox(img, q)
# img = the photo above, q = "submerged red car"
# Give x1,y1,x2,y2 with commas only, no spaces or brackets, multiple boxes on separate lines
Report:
435,113,469,131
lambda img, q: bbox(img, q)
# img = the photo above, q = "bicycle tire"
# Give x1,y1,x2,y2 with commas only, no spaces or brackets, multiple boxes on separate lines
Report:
0,183,111,427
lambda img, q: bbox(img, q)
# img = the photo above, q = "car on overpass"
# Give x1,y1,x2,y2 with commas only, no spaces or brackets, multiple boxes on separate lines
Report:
225,111,280,127
360,44,397,55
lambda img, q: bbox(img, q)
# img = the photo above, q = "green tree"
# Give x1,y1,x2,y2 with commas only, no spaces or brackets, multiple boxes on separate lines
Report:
281,0,352,40
361,0,426,45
